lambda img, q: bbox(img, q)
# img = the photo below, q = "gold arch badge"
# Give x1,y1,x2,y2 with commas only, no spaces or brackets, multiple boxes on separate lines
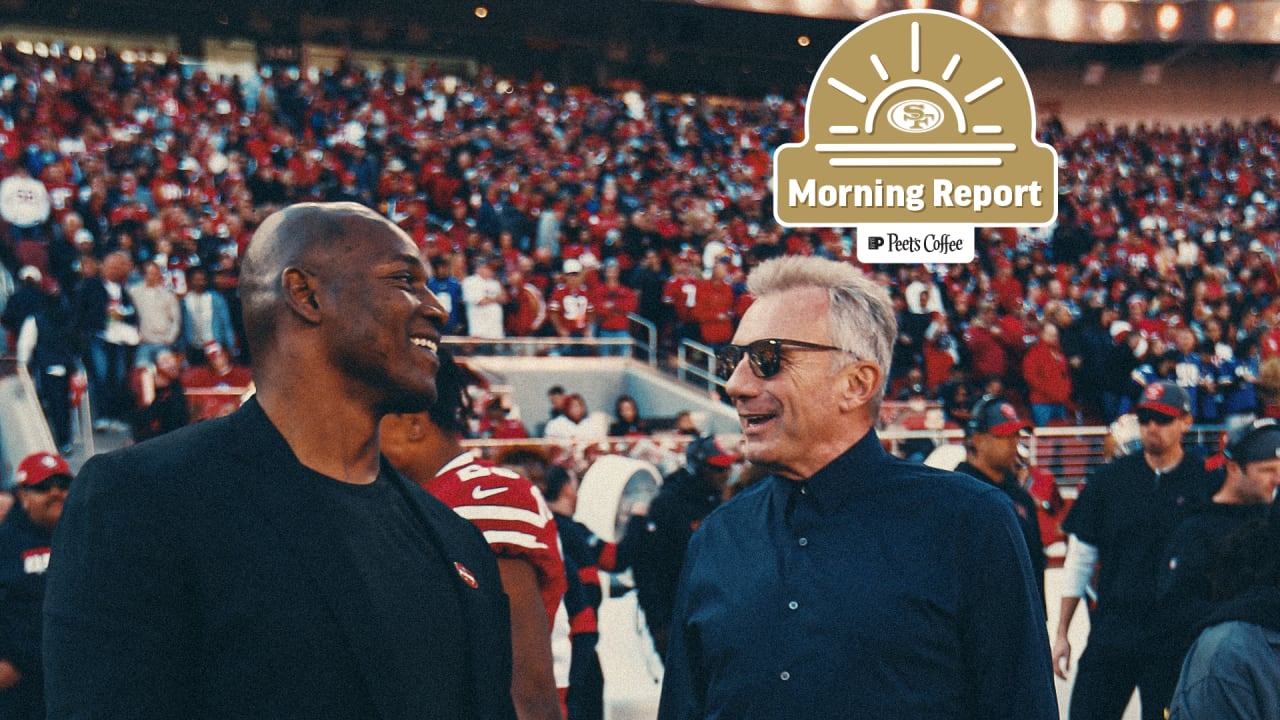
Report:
773,10,1058,264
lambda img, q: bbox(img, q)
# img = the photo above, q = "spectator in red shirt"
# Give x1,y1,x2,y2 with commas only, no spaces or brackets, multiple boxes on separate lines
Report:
923,312,959,393
477,398,531,440
589,258,637,357
963,303,1008,384
548,258,595,356
662,254,701,346
503,267,548,340
694,259,735,348
991,263,1025,315
181,341,253,421
1023,323,1073,427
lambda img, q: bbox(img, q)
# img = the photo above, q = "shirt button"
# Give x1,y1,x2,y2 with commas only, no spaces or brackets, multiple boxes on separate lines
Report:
798,537,808,547
780,671,791,681
788,600,799,610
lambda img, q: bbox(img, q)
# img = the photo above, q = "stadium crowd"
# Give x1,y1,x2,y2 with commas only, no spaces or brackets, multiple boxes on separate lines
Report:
4,37,1280,720
2,44,1280,442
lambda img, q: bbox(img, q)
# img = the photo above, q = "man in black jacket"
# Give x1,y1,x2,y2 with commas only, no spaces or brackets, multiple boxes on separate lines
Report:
622,434,737,660
72,251,138,432
0,452,71,720
1152,417,1280,714
954,395,1047,607
45,202,518,720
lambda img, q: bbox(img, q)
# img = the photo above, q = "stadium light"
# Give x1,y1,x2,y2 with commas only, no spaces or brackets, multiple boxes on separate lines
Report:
905,0,929,10
1212,3,1236,39
1155,3,1181,39
1009,0,1034,35
1098,2,1129,41
1047,0,1083,40
797,34,812,46
474,6,489,19
957,0,981,19
851,0,879,20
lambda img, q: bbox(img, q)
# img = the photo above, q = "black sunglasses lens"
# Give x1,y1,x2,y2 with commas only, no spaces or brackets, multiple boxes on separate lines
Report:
748,341,783,379
716,346,745,381
1137,411,1174,426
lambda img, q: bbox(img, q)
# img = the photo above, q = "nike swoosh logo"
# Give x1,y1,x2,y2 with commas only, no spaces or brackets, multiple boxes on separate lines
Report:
472,486,509,500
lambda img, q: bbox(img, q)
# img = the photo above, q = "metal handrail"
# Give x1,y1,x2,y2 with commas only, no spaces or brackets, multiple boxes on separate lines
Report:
676,339,723,393
626,313,658,367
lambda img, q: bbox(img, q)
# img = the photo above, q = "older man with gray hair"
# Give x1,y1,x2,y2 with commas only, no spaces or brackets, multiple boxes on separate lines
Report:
658,256,1056,720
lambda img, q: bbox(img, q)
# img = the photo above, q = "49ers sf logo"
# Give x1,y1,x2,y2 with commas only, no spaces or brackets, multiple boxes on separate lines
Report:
888,100,944,133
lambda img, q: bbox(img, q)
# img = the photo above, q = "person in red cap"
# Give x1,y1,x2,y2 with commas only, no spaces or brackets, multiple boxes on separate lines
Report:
954,395,1047,606
0,451,71,719
618,433,738,661
1054,380,1220,720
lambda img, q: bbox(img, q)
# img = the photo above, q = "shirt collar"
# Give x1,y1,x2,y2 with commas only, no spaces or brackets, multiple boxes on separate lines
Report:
775,428,892,515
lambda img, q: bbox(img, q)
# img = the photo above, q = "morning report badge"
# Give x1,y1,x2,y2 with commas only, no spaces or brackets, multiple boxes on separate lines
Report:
773,10,1058,264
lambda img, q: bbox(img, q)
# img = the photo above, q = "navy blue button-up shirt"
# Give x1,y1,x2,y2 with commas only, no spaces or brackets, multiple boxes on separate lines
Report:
658,430,1058,720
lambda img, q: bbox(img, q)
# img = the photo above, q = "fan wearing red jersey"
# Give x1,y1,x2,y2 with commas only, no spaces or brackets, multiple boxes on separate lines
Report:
382,350,568,720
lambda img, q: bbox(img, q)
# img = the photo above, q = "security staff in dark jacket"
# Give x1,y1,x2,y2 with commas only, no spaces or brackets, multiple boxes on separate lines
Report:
0,452,72,720
1054,381,1220,720
621,434,737,661
955,395,1047,607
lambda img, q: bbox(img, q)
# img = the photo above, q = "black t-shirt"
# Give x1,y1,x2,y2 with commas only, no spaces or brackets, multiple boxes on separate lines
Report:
1063,451,1218,645
1152,502,1270,657
309,469,475,719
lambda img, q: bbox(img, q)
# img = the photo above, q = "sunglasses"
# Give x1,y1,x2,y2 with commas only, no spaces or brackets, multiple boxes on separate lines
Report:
25,475,72,493
1136,410,1178,426
715,338,844,381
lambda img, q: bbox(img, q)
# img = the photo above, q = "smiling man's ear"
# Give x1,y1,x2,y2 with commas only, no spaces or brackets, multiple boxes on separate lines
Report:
837,360,884,413
282,267,322,324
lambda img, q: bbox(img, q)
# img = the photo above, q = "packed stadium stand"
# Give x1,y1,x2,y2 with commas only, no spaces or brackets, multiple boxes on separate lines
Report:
3,2,1280,718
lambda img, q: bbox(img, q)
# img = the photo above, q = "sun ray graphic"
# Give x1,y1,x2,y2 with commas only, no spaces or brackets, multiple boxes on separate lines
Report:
819,18,1015,167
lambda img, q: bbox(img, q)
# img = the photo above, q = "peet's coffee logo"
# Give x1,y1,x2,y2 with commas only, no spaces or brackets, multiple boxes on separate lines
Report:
773,9,1058,264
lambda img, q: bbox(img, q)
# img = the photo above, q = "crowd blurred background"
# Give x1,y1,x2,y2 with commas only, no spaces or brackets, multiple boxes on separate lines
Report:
5,38,1280,447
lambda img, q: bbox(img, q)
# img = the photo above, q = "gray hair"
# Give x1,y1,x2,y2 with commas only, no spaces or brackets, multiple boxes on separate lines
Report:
747,256,897,407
